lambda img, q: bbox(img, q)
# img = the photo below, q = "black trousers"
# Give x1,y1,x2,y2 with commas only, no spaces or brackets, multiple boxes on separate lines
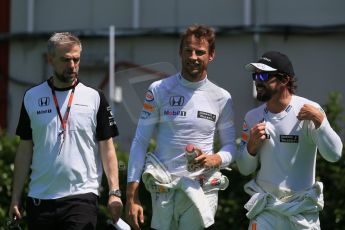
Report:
27,193,98,230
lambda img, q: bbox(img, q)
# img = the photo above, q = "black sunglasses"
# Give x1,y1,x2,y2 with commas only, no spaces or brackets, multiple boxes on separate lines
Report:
252,72,276,81
252,72,286,81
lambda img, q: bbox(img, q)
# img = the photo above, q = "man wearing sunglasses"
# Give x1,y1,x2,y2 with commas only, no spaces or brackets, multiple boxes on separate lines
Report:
237,51,343,230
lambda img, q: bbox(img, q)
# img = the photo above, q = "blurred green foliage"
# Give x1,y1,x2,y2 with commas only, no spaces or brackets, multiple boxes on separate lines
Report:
0,132,20,230
0,91,344,229
317,92,345,230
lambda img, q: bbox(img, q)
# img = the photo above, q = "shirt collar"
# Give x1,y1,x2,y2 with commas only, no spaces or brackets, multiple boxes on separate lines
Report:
177,73,208,89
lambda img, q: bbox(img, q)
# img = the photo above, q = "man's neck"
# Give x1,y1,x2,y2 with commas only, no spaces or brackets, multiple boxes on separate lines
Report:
266,89,292,114
51,76,76,89
181,71,206,82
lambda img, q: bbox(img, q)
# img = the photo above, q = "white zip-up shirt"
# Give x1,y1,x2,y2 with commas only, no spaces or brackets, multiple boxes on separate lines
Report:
128,73,237,182
237,95,343,191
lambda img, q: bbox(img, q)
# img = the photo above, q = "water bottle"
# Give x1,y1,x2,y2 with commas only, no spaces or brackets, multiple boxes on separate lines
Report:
185,144,199,162
185,144,200,172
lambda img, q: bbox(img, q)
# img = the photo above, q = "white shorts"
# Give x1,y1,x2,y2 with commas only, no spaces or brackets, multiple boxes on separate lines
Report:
151,189,218,230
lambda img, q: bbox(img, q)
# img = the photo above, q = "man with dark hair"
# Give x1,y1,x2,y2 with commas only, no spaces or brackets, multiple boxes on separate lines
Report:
237,51,343,230
9,32,123,230
125,25,237,230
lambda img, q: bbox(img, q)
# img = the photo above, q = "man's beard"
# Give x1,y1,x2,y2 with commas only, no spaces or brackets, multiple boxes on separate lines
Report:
182,61,205,80
54,71,78,83
256,84,277,102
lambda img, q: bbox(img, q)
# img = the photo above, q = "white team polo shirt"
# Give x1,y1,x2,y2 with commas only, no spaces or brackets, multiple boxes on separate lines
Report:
16,79,119,199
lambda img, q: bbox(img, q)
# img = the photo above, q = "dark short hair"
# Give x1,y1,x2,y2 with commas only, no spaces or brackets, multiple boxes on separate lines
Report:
179,24,215,53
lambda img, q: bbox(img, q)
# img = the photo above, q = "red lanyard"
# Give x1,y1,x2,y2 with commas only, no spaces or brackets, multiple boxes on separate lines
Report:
51,82,76,131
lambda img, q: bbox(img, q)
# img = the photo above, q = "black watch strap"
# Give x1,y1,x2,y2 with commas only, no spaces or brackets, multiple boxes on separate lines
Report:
108,189,122,198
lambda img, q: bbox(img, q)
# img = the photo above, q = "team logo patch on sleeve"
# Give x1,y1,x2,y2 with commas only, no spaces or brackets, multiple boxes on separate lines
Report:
241,132,249,142
240,120,249,143
140,110,151,119
145,90,154,102
143,102,154,112
107,106,116,126
242,121,248,131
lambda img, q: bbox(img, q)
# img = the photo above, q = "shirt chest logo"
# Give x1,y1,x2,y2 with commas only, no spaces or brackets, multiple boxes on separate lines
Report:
280,135,299,143
169,96,185,106
37,97,52,115
197,111,216,122
38,97,50,106
164,110,187,117
37,109,52,115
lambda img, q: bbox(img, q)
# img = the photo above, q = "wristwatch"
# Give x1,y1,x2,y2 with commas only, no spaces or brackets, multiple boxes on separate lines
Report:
108,189,122,198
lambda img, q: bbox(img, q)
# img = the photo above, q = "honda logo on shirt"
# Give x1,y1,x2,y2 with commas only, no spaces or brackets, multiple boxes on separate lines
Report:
38,97,50,107
169,96,184,106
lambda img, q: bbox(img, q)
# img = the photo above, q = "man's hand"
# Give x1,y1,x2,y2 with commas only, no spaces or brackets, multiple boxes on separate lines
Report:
9,200,22,220
126,182,144,230
9,140,33,222
192,147,222,169
247,121,267,155
108,195,123,224
125,199,144,230
297,104,324,128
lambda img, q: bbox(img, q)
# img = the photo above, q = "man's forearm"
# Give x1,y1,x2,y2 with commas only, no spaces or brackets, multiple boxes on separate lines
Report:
11,140,33,202
99,138,120,190
105,156,120,190
126,182,140,201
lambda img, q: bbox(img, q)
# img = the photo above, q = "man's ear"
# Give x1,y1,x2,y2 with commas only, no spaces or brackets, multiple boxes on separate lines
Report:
280,75,290,85
209,50,215,61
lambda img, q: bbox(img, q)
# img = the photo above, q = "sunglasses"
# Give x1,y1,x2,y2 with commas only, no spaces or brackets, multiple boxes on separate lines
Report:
252,72,276,81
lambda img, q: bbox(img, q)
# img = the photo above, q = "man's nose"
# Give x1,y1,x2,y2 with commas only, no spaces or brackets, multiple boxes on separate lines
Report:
190,51,197,59
67,59,77,68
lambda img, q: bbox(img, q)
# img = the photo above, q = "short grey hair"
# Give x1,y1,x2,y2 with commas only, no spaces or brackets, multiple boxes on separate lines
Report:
47,32,82,56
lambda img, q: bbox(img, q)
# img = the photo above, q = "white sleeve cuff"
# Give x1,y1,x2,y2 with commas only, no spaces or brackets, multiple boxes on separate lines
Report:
217,151,233,168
